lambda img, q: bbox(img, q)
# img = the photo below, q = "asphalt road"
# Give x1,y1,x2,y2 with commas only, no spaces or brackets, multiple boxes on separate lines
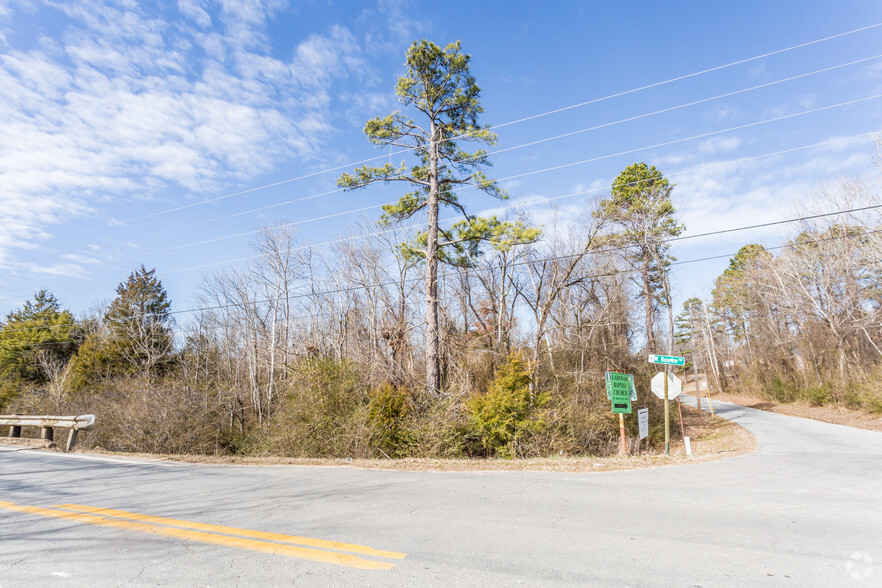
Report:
2,397,881,586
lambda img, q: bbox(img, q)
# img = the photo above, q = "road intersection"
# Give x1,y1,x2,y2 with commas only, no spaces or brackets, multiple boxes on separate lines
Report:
2,397,880,585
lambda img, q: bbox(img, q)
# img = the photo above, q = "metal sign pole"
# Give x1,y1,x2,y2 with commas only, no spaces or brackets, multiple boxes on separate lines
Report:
664,367,670,455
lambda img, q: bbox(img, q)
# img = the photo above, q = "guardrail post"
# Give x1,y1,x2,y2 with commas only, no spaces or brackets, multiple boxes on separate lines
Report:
41,427,54,441
65,429,78,452
9,425,21,438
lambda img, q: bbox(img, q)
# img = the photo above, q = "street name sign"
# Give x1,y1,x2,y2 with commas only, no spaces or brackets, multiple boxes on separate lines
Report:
648,354,685,366
651,372,682,400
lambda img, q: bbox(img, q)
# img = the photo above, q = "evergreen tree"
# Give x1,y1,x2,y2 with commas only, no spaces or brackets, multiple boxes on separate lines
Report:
338,40,538,394
0,290,79,406
104,265,173,374
596,163,684,351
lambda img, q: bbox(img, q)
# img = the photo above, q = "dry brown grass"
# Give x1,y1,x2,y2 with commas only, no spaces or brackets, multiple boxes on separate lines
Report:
713,391,882,433
58,403,753,473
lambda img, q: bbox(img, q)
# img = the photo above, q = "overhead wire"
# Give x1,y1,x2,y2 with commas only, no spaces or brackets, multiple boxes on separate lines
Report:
1,221,878,349
69,53,882,260
17,45,882,271
2,201,879,339
4,22,881,309
2,125,876,311
100,57,882,262
51,88,882,266
52,21,882,230
161,130,880,275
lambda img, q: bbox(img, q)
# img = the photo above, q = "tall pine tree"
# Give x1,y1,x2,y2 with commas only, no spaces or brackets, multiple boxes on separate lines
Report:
338,40,537,394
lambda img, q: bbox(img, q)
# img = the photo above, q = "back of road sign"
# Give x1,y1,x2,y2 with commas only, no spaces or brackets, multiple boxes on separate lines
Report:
650,372,682,399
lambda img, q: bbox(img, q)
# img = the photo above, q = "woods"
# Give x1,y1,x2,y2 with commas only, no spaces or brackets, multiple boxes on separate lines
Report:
2,40,880,458
4,167,879,457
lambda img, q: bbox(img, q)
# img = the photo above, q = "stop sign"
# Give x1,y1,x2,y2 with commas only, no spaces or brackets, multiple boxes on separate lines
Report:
651,372,682,399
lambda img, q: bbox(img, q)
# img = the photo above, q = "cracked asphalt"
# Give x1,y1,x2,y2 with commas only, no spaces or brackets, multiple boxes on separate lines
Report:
2,396,881,586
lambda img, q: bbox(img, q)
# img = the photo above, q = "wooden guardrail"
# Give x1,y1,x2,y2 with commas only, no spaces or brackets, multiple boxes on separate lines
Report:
0,414,95,452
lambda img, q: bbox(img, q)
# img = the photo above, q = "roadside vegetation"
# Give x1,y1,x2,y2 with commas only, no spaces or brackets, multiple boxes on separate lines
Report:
1,41,880,457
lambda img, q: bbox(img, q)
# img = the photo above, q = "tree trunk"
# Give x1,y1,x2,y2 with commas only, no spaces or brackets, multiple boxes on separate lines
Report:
642,257,656,350
425,125,441,395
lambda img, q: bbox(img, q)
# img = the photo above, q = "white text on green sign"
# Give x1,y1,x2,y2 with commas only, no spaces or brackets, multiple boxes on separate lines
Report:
605,372,631,401
647,354,685,366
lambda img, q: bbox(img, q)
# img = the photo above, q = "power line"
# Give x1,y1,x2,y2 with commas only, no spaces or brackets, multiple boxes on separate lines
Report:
20,47,882,273
487,22,882,131
4,128,875,312
97,69,882,262
3,201,878,337
161,131,879,275
59,21,882,231
1,223,878,349
4,24,879,308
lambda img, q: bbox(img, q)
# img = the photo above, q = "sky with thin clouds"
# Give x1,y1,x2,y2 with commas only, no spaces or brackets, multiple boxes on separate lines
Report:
1,0,881,324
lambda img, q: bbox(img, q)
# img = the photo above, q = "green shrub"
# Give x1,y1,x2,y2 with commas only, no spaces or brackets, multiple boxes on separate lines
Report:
763,375,799,403
0,380,20,411
801,383,831,407
842,370,882,413
466,352,549,458
368,383,416,458
257,358,371,458
67,335,125,392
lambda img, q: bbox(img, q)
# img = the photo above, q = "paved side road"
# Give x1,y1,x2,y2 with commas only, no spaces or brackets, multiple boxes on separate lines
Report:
2,397,881,586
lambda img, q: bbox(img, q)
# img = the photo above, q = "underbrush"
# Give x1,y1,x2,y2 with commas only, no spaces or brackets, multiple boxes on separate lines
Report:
5,353,688,459
8,376,225,454
732,364,882,413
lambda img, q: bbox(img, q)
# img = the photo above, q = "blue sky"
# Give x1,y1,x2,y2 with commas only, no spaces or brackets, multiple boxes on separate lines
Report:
2,0,881,325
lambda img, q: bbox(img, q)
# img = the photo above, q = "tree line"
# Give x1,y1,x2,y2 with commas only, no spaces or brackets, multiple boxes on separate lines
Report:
1,41,879,457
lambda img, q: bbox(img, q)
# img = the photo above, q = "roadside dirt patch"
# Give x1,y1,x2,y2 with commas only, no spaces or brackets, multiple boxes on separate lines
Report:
64,403,754,473
712,391,882,433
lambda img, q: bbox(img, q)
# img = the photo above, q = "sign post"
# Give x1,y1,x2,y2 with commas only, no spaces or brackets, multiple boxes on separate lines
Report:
605,372,633,454
648,354,684,455
664,371,669,454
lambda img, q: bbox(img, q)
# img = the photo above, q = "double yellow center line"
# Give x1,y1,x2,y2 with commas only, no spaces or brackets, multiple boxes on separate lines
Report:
0,501,405,570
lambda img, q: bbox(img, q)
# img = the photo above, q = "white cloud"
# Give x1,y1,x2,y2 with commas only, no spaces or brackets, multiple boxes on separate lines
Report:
671,136,874,251
178,0,212,28
0,0,366,274
699,136,741,155
22,261,88,278
709,104,739,122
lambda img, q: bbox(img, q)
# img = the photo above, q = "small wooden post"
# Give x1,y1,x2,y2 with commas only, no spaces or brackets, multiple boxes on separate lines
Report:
677,397,685,439
619,413,627,454
705,380,716,417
